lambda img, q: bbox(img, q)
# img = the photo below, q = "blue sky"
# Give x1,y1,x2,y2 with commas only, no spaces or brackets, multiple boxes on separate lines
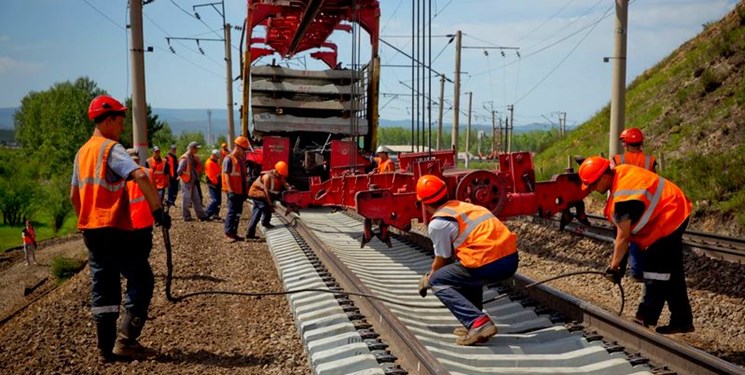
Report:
0,0,739,128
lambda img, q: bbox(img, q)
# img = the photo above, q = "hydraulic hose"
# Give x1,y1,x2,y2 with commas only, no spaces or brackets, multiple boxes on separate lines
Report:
161,224,625,315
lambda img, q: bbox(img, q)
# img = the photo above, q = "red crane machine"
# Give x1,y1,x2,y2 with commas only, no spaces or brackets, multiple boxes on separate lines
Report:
241,1,588,246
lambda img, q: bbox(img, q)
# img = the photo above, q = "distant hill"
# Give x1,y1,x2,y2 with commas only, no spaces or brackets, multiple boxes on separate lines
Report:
534,2,745,234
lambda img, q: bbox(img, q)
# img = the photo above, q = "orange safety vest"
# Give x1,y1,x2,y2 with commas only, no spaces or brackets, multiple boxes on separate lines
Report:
604,165,692,249
221,149,229,160
127,168,154,229
432,201,517,268
166,153,177,178
194,155,204,175
612,151,656,172
147,157,169,189
376,158,395,173
22,227,35,244
248,171,282,199
73,135,132,230
205,157,221,186
222,155,246,194
179,154,193,183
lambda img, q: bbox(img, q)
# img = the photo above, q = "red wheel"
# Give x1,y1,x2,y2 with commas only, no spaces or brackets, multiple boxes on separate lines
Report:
455,170,508,215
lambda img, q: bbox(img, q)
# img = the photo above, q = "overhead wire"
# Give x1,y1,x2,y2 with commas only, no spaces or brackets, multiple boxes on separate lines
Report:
515,3,613,105
511,0,577,45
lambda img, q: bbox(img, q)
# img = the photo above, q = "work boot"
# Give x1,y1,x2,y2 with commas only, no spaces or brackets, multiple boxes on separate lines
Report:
655,324,695,335
455,316,498,346
113,312,154,359
95,315,118,363
453,327,468,336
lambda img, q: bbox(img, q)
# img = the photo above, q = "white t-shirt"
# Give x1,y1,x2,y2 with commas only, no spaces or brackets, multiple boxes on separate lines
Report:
427,217,459,258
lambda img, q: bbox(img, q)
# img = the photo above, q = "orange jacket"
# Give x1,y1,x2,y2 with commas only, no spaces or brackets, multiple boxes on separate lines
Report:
166,153,177,178
222,155,246,194
248,171,283,199
73,136,131,230
604,165,692,249
432,201,517,268
147,157,169,189
22,227,36,245
375,158,395,173
612,151,656,172
127,167,154,229
205,157,221,186
179,154,193,183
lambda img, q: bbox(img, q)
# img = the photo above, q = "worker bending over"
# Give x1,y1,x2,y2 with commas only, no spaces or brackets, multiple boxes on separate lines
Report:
579,156,694,334
416,174,519,345
246,161,291,240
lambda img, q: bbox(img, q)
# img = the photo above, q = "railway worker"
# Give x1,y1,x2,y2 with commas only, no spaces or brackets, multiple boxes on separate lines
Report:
371,145,395,174
70,95,169,363
415,174,519,346
220,142,229,160
145,146,169,204
120,148,157,358
177,141,208,222
578,156,694,334
611,127,656,172
165,144,179,207
611,127,657,282
204,149,223,220
21,219,38,266
223,136,250,241
245,161,292,240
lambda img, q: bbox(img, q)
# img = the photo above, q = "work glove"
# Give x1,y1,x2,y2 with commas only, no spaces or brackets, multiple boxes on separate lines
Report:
152,208,172,229
604,267,623,284
418,273,430,298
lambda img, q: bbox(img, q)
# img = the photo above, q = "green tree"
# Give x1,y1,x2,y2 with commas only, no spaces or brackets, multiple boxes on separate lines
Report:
152,122,176,151
176,131,207,158
14,77,103,178
42,174,74,233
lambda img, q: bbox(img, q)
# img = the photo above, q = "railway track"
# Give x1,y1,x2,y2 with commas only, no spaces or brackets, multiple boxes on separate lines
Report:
548,214,745,263
266,206,744,375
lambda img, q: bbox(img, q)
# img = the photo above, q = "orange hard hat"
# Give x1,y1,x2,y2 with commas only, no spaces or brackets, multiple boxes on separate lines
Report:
234,136,249,150
619,128,629,141
416,175,448,205
88,95,127,121
275,161,289,177
578,156,610,187
624,128,644,144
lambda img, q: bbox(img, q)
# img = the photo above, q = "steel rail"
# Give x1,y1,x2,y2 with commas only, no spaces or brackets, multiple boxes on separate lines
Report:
277,205,450,375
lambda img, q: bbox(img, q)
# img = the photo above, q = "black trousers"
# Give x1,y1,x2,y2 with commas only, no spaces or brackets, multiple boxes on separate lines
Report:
635,218,693,327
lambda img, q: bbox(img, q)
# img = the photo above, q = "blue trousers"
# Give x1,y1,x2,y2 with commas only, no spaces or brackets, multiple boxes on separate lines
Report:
628,242,644,279
166,178,178,205
246,198,272,237
224,194,246,235
636,218,692,327
205,183,222,217
430,252,519,329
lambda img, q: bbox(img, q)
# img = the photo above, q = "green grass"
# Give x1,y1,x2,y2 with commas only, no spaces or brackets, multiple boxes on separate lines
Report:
0,213,77,252
50,256,86,283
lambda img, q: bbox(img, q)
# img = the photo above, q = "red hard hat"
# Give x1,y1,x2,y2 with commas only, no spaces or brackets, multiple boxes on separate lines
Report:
234,136,249,150
88,95,127,121
275,161,289,177
619,128,629,141
578,156,610,187
416,175,448,205
624,128,644,144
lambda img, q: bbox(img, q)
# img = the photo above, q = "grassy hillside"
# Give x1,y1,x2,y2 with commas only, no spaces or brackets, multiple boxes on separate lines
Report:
535,2,745,232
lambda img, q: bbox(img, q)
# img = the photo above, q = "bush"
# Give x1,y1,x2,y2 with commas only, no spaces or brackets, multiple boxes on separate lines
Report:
51,256,86,282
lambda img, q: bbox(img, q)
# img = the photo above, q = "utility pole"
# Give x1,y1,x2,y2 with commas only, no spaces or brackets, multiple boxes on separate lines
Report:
451,30,462,151
507,104,514,153
130,0,148,165
437,74,445,150
609,0,628,157
207,110,213,145
497,117,503,153
224,22,235,147
490,110,496,154
560,111,567,136
465,91,472,168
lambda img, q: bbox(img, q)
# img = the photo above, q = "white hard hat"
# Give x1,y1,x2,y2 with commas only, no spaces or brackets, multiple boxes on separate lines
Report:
376,145,391,153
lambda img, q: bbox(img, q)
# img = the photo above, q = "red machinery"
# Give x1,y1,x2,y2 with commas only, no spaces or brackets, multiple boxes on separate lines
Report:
283,150,589,247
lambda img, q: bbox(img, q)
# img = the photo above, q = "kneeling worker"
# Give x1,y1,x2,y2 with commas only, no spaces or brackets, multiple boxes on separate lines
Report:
416,174,519,345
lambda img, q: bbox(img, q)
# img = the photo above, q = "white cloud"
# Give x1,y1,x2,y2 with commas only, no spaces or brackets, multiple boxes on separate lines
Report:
0,57,42,75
